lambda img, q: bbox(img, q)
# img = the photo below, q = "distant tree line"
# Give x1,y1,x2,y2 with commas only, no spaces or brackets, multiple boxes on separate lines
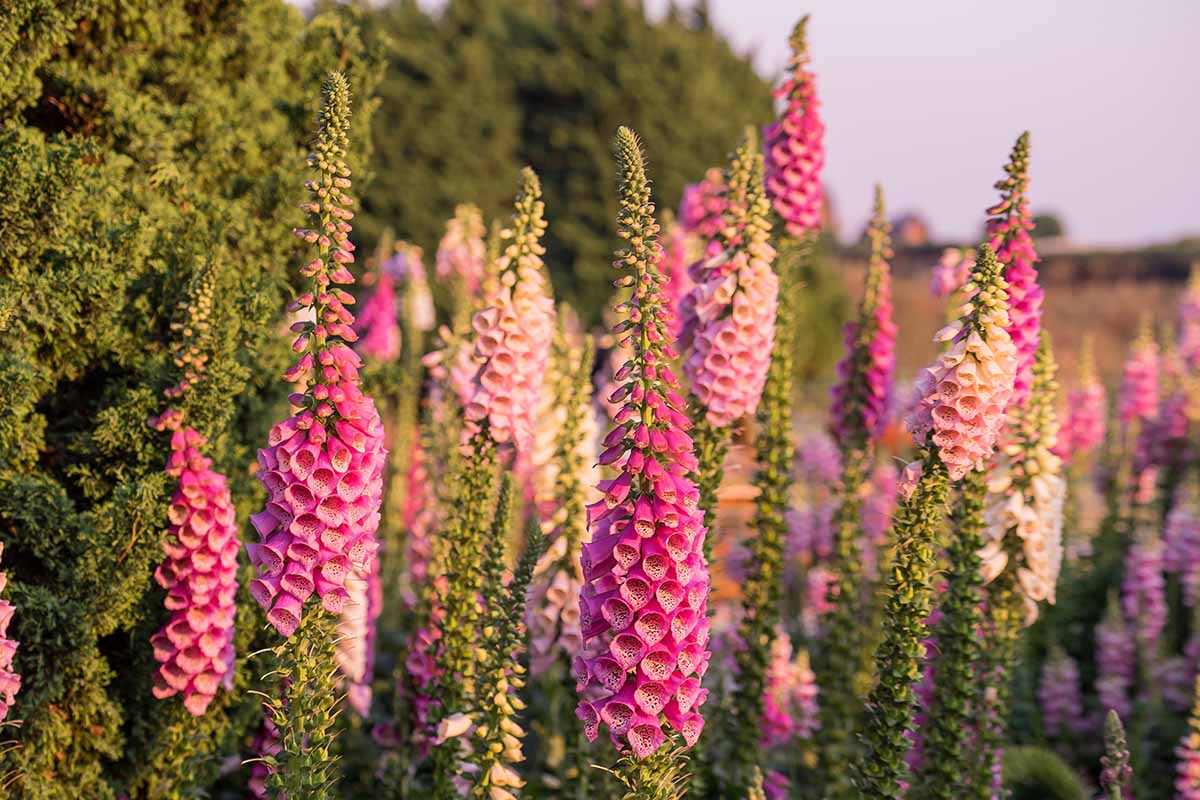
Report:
350,0,776,318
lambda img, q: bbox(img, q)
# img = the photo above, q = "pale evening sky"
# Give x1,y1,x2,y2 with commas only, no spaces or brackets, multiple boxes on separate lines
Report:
363,0,1199,247
645,0,1200,247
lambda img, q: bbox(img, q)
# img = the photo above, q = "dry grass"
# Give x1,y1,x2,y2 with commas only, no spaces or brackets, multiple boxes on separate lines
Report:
841,262,1180,389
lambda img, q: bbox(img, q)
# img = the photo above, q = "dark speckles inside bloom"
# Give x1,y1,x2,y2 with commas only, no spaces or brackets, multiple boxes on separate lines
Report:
247,73,387,639
575,128,711,759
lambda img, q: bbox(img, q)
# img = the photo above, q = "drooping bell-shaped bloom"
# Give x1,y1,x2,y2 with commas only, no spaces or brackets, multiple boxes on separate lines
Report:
247,74,387,638
929,248,973,299
1121,530,1167,653
984,132,1042,408
574,128,711,759
436,204,487,294
762,16,825,238
150,428,238,716
354,267,401,362
762,631,819,747
460,168,556,454
979,343,1065,624
1095,596,1135,719
678,167,726,255
831,186,896,446
0,544,20,722
1119,325,1160,428
1053,339,1106,463
907,244,1018,481
1176,677,1200,799
1038,646,1088,738
679,132,779,428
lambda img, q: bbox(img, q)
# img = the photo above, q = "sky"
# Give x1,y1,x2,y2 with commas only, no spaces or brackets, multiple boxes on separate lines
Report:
644,0,1200,247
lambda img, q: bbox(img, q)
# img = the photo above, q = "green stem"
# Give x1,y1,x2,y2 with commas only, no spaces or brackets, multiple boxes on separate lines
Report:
914,469,987,800
853,449,948,799
268,611,341,800
815,446,868,799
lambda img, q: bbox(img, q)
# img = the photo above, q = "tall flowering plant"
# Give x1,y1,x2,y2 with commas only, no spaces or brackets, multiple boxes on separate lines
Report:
243,74,385,799
246,72,386,639
460,168,555,455
817,186,895,794
854,244,1015,798
829,186,896,447
971,342,1065,791
679,130,778,521
680,130,778,429
436,204,488,296
678,167,726,258
727,205,803,794
146,264,238,718
979,341,1066,624
762,15,824,238
575,127,711,790
429,169,555,798
984,132,1042,407
1054,337,1106,464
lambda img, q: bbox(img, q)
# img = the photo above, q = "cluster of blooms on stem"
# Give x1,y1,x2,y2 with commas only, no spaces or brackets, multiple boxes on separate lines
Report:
436,203,488,294
678,167,726,256
574,127,711,761
762,15,824,238
762,631,819,746
1038,645,1089,738
246,72,386,639
0,544,19,721
979,342,1065,624
906,243,1017,481
150,429,238,715
354,258,401,362
830,185,896,447
855,244,1013,797
1053,337,1106,463
1120,526,1167,653
679,131,779,428
984,132,1042,407
146,262,238,717
730,241,799,792
390,242,436,335
460,168,555,454
929,248,973,299
1119,322,1160,429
